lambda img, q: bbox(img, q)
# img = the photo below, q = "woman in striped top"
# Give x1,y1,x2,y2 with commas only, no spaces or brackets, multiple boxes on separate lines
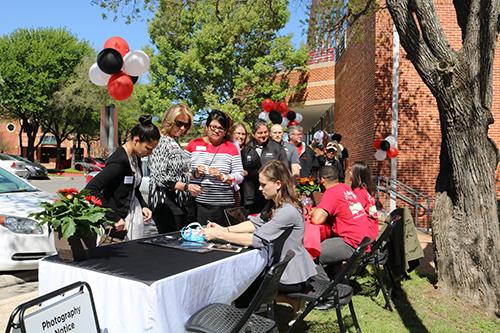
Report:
185,110,244,226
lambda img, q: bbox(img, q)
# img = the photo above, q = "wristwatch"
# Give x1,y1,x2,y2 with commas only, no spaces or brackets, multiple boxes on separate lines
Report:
184,183,189,192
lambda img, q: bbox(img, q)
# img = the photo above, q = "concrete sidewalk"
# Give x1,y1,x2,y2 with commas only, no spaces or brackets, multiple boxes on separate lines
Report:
0,290,38,331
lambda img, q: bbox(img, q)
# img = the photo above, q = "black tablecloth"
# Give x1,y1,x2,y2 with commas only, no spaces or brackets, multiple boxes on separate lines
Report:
44,235,241,285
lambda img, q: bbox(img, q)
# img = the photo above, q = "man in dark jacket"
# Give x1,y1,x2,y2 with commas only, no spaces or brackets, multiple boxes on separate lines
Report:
288,125,320,178
241,119,288,213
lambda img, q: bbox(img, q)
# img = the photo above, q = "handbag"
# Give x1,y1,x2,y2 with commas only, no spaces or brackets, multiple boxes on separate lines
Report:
99,227,128,245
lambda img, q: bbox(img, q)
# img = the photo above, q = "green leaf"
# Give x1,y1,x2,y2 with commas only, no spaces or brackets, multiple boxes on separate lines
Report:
61,219,76,238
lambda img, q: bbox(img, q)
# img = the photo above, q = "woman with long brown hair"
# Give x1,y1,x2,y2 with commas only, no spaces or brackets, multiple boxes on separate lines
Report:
203,160,317,292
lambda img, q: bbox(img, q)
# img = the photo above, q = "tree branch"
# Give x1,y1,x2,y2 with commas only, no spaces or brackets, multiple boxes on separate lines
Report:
387,0,439,91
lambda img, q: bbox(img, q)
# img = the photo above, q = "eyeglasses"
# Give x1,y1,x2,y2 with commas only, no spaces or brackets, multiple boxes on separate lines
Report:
174,120,190,128
208,124,226,133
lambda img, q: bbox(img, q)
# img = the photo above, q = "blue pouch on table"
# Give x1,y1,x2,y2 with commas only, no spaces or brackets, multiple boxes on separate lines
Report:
180,222,206,243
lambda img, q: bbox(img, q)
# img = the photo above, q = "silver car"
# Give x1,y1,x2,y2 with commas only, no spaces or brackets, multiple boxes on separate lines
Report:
0,167,56,270
0,153,28,178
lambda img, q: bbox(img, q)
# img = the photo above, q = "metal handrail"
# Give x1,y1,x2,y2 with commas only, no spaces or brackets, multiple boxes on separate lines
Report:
374,176,433,232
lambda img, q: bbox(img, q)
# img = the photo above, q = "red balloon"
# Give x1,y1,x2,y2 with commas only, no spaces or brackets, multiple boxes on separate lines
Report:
104,36,130,57
387,147,399,158
287,120,298,127
108,72,134,101
373,139,382,150
276,101,289,116
261,98,275,113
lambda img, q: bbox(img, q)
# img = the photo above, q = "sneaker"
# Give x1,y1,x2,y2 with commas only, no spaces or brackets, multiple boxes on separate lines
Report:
314,300,336,311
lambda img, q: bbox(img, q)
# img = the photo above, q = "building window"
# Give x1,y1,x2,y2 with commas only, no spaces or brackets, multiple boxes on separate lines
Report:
6,123,15,132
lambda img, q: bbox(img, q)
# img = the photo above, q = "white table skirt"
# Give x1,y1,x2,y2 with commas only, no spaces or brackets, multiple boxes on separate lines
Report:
39,249,267,333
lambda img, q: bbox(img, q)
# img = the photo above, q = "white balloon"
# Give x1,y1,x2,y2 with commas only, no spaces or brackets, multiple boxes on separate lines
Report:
295,112,303,123
385,135,397,147
88,63,110,86
374,149,387,161
281,117,289,128
123,50,150,76
259,111,269,121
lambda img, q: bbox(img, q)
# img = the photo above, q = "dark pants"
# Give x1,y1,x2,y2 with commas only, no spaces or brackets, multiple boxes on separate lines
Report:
196,202,231,226
152,204,187,234
317,237,355,279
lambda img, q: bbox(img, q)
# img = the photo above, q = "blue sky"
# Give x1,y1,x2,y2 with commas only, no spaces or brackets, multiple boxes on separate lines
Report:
0,1,308,51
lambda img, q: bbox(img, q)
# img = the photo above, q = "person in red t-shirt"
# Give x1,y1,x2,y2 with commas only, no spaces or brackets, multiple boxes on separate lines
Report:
350,161,379,242
311,165,373,272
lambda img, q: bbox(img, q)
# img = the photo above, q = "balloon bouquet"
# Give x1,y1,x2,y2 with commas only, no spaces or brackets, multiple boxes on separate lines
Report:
258,98,304,128
88,36,150,101
373,135,399,161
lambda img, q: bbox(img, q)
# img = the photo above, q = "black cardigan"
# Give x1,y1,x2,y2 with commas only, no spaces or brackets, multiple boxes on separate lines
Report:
85,147,148,222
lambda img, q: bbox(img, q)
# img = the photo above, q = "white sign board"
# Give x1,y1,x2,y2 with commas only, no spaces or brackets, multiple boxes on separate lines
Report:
22,291,99,333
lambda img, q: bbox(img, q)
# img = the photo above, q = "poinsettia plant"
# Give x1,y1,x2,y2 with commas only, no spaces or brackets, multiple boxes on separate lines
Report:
295,176,321,196
30,188,114,238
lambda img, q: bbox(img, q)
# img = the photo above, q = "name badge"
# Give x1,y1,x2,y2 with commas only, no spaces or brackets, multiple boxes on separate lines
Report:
124,176,134,184
196,146,207,151
265,153,274,157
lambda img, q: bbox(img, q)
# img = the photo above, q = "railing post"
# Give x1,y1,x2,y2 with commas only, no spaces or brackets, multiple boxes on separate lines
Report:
426,197,431,232
385,178,389,212
414,194,419,227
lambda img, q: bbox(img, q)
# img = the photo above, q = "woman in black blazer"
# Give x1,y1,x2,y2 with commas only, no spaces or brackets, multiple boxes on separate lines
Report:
86,115,160,240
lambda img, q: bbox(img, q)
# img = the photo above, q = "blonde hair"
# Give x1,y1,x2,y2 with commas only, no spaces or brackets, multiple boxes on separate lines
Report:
160,104,193,136
259,160,301,210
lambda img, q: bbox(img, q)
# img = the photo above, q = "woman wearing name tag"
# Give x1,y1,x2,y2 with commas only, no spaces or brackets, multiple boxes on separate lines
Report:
86,115,160,240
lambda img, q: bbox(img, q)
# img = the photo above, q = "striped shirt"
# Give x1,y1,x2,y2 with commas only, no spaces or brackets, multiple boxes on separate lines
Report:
185,138,244,206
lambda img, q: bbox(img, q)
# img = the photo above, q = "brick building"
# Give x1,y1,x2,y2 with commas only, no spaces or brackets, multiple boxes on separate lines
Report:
332,2,500,225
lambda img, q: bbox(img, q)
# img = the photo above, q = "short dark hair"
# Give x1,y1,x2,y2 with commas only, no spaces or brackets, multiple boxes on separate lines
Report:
207,110,231,130
319,165,339,181
129,115,160,142
252,118,268,134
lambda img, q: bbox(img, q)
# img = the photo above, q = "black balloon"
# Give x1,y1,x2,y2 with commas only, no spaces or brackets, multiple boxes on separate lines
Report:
269,110,283,124
286,110,296,121
130,75,139,84
97,48,123,74
380,140,391,151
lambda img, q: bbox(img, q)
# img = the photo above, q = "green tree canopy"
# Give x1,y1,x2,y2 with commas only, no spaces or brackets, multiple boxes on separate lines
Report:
146,0,307,123
0,28,94,160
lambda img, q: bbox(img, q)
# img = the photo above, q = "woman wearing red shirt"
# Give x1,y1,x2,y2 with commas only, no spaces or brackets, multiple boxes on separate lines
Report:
350,161,379,241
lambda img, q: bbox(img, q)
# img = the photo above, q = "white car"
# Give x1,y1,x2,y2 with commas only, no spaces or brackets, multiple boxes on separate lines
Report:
0,153,29,178
0,167,56,271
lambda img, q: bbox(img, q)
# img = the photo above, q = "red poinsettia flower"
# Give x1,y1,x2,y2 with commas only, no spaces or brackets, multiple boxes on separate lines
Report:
57,187,79,195
85,195,102,207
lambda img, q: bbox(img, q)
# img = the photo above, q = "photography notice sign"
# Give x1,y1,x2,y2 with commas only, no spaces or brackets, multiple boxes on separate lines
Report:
22,291,99,333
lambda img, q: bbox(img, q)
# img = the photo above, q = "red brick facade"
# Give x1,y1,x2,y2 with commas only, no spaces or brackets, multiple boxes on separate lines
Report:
333,2,500,225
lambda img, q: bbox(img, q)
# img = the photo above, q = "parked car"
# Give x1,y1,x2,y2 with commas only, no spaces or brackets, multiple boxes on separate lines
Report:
7,154,49,179
0,167,56,271
0,153,28,178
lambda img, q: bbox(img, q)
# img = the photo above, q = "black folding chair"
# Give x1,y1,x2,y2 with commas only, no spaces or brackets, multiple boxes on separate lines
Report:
357,211,402,311
185,250,295,333
286,237,373,333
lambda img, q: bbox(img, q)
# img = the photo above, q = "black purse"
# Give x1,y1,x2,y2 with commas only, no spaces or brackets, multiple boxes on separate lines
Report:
99,227,128,245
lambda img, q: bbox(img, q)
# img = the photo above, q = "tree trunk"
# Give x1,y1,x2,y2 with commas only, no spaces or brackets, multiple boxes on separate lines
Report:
55,138,63,170
17,122,23,156
432,94,500,311
22,121,38,162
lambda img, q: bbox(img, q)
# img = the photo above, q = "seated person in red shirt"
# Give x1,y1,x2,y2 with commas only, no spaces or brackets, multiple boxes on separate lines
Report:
311,165,373,274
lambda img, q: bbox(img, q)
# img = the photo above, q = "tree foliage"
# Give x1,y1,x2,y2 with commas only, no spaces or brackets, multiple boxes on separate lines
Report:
95,0,308,124
0,28,94,160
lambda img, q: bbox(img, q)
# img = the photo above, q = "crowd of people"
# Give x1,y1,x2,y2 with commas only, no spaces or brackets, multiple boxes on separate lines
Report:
85,106,379,305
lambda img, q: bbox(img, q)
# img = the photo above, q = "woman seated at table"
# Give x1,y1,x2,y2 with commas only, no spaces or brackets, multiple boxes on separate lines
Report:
203,160,317,293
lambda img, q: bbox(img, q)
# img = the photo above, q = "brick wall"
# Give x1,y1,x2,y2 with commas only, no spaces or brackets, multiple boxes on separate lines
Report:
334,14,376,164
335,1,500,226
287,62,335,104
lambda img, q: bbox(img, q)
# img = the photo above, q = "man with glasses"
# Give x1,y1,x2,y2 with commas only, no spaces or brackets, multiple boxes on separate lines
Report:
270,124,300,176
288,125,320,178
